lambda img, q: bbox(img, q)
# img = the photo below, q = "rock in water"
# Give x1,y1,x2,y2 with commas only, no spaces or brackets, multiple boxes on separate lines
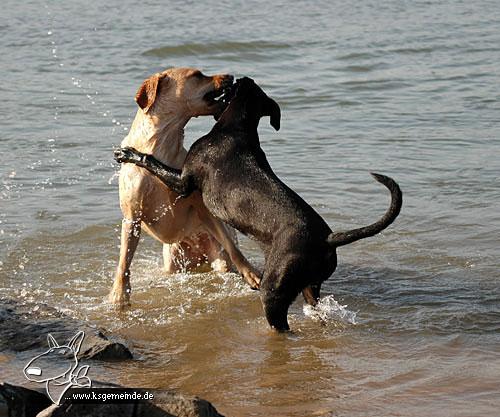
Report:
0,382,52,417
0,382,226,417
0,299,132,361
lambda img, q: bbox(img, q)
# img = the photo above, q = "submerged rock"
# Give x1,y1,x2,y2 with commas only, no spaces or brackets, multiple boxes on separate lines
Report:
0,382,225,417
0,299,132,360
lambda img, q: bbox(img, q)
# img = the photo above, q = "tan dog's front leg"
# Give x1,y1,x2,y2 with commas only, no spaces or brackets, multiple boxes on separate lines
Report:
197,207,261,289
109,218,141,305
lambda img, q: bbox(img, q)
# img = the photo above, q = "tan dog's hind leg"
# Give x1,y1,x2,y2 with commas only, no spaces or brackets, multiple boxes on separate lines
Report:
164,238,229,273
204,235,230,273
109,218,141,305
163,242,189,273
197,208,260,289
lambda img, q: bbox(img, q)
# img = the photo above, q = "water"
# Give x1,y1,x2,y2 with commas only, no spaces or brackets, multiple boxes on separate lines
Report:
1,0,499,415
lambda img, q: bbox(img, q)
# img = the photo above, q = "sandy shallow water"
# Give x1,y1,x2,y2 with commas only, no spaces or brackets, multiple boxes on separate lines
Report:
1,1,500,416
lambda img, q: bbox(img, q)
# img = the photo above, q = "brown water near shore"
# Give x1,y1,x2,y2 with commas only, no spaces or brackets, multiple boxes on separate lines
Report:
1,226,499,416
1,0,500,415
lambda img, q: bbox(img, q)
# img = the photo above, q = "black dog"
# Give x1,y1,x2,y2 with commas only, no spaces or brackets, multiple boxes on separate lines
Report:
114,77,402,331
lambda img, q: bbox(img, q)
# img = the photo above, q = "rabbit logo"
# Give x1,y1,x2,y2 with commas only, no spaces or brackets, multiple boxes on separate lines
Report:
23,331,92,405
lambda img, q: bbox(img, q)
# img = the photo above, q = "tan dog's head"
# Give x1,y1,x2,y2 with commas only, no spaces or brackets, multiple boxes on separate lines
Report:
135,67,233,119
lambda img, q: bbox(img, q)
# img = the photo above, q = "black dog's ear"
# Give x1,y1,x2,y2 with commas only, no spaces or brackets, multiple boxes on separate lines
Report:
265,97,281,131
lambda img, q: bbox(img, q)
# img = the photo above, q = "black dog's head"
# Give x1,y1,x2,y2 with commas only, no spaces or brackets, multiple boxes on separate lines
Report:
217,77,281,131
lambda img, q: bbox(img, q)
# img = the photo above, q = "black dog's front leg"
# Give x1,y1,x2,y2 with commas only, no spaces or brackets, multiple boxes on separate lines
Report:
114,147,193,197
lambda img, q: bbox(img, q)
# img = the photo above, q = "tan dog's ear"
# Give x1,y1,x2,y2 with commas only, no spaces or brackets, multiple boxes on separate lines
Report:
135,73,167,113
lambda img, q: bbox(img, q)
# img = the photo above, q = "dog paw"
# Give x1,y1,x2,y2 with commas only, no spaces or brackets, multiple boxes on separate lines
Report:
108,286,131,307
242,267,261,290
114,147,144,164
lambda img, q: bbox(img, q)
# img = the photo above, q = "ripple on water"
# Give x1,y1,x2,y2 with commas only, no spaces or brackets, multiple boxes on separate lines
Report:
142,40,299,58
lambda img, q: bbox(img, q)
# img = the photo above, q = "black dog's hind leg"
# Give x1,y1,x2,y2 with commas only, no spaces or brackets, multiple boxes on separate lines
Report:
302,284,321,306
114,147,194,197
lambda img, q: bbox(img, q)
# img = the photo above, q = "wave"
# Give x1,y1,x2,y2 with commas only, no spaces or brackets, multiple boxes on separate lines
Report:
143,40,295,58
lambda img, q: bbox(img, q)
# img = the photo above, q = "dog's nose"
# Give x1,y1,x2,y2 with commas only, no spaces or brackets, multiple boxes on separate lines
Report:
26,367,42,376
215,74,234,89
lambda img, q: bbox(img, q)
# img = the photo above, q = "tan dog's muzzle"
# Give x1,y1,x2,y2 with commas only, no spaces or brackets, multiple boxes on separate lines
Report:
213,74,234,90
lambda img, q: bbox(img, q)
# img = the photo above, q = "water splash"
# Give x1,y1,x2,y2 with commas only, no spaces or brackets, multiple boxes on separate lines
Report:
46,4,126,137
303,295,357,325
107,171,119,184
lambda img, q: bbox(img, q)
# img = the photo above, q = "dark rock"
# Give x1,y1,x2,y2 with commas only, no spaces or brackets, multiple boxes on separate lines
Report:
36,402,177,417
152,391,225,417
0,299,132,361
0,382,52,417
0,382,225,417
79,334,133,361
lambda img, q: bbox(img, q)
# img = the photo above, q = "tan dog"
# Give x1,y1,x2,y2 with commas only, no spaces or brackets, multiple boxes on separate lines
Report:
109,68,260,305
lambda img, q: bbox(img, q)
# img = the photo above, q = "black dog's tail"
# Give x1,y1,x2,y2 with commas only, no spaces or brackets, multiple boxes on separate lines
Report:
327,173,402,248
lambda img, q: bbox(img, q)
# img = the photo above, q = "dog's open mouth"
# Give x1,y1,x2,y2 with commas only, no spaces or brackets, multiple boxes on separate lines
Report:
204,83,235,105
207,81,239,120
203,87,226,104
220,81,238,105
